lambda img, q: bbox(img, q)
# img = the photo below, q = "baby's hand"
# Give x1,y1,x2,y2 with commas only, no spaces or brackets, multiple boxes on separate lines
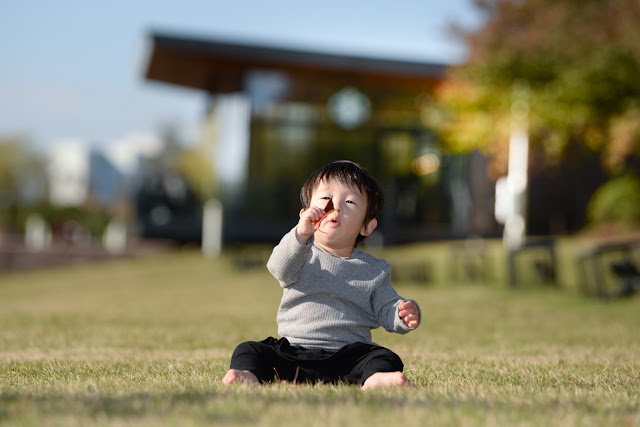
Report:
399,300,420,329
296,206,326,244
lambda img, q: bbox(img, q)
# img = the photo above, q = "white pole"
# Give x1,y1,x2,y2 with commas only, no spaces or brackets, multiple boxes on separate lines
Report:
503,83,529,249
202,199,223,258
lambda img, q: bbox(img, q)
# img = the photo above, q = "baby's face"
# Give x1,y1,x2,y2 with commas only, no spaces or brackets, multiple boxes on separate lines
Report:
310,178,372,255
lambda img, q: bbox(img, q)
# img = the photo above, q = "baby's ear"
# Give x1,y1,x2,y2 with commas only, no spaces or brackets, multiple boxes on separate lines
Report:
360,218,378,237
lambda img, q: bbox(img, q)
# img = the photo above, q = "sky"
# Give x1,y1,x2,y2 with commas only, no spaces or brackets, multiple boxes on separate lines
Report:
0,1,485,157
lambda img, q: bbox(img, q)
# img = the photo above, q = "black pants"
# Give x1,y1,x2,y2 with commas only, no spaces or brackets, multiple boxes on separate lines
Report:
229,337,404,386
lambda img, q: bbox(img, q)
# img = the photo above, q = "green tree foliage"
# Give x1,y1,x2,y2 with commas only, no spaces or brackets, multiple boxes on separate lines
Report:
0,138,47,231
587,174,640,226
432,0,640,176
0,139,44,200
147,123,216,203
176,147,216,202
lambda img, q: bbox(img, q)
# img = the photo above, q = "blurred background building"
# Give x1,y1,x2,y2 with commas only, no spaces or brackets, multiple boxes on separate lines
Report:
141,32,498,244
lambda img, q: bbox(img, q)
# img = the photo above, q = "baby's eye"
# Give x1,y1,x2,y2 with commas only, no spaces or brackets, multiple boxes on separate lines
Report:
346,200,355,205
320,196,331,200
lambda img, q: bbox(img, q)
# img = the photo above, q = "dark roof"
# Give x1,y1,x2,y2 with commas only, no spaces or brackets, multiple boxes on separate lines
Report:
144,31,448,93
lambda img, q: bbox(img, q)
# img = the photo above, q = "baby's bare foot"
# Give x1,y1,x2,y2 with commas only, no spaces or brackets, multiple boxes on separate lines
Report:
222,369,260,386
361,371,411,390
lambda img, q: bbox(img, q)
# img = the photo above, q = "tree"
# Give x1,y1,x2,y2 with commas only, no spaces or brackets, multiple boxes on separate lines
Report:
150,122,217,203
432,0,640,177
0,138,47,231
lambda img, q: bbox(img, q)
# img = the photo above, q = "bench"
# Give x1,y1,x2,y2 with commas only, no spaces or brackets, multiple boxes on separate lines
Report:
449,239,491,283
507,238,557,287
577,238,640,299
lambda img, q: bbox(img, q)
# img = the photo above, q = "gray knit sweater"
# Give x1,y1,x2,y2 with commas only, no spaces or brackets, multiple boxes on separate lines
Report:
266,227,420,351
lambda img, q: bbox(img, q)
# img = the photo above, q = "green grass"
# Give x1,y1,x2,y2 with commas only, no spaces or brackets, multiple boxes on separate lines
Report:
1,242,639,426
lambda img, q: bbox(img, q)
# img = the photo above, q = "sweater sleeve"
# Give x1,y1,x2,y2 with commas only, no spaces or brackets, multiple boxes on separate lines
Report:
266,227,313,288
371,269,422,334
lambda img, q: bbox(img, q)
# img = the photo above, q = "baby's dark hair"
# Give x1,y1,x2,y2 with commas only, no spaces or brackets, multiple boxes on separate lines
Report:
300,160,384,244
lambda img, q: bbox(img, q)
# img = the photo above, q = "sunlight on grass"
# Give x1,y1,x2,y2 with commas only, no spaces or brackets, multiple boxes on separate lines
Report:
1,243,639,426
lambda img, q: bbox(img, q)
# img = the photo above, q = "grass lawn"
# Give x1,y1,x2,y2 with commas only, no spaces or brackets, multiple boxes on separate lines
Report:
1,241,639,426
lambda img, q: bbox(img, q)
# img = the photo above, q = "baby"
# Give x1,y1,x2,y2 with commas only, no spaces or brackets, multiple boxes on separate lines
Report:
223,160,421,389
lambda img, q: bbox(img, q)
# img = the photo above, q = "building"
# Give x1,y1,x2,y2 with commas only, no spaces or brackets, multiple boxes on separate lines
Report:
143,32,498,244
49,141,90,207
49,141,130,210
